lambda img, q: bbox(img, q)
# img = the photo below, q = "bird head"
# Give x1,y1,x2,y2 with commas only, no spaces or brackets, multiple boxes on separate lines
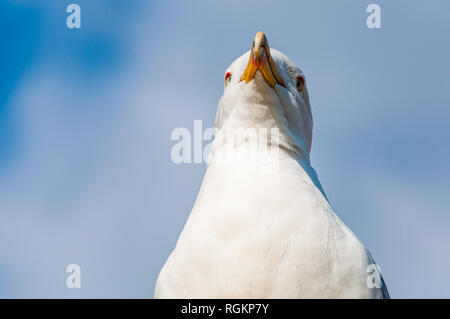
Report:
215,32,313,160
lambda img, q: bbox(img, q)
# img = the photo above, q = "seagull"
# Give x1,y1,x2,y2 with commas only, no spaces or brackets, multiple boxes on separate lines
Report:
155,32,389,299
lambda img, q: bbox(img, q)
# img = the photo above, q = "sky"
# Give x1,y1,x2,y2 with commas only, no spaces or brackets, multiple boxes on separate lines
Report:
0,0,449,298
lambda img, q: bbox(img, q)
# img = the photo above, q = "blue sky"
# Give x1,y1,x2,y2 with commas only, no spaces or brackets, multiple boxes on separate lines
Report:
0,0,449,298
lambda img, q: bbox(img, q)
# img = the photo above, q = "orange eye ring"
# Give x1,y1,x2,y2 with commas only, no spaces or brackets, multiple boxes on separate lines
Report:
225,72,232,83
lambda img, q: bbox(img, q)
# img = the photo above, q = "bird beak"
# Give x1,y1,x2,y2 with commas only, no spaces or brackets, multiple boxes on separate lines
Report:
240,32,286,88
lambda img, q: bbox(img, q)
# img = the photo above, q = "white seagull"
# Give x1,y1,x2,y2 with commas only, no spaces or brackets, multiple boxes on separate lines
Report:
155,32,389,299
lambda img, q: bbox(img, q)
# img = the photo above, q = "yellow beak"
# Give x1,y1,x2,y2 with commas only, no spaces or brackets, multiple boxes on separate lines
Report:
239,32,285,88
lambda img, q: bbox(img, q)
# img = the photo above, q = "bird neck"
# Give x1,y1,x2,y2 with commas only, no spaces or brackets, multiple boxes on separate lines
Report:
206,128,328,200
213,96,311,165
207,124,310,166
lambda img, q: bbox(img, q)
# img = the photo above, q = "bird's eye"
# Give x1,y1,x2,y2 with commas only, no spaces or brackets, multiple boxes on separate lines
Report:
296,76,305,92
225,72,232,85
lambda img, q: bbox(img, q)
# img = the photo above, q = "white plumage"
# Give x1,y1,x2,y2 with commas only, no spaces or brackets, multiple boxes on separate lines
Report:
155,32,389,299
